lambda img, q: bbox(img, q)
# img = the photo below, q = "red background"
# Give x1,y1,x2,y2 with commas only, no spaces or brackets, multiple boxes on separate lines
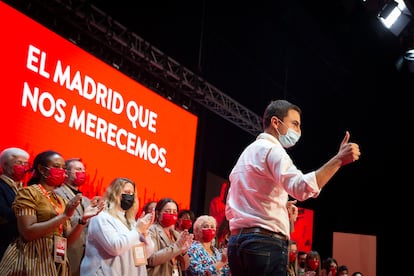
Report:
0,2,197,211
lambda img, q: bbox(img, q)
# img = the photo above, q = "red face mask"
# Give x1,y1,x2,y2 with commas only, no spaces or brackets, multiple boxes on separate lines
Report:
330,267,337,276
201,228,216,242
307,260,319,271
180,219,193,230
289,252,297,263
12,164,28,181
160,213,178,227
73,171,86,186
45,167,66,187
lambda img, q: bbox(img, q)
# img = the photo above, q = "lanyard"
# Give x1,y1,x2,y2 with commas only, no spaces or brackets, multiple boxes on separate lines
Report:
38,184,64,234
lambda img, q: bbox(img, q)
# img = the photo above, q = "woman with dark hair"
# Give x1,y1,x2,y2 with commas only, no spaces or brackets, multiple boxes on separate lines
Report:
147,197,194,276
0,150,104,275
304,250,322,276
142,201,157,215
175,209,195,233
337,265,349,276
321,257,338,276
137,200,157,221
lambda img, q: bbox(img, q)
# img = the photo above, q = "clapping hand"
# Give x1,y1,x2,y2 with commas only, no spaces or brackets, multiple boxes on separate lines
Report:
82,197,105,221
137,208,155,233
64,193,82,217
90,196,104,206
176,230,194,253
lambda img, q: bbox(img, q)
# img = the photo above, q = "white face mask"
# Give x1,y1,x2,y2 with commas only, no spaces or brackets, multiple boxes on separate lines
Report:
276,120,301,148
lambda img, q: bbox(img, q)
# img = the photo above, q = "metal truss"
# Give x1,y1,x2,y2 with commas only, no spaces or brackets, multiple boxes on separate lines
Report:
5,0,262,136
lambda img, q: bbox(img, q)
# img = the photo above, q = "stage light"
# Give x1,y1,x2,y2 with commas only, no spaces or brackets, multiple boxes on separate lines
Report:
405,49,414,70
378,0,412,36
395,47,414,73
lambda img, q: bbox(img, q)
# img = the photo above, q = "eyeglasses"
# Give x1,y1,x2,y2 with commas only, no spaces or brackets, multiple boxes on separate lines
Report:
14,160,30,166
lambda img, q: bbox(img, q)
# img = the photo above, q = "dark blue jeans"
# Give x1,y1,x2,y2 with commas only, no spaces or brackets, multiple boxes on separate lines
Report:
227,232,289,276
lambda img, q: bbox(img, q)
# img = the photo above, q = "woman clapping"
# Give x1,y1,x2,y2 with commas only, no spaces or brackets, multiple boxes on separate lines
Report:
81,177,154,275
187,215,230,276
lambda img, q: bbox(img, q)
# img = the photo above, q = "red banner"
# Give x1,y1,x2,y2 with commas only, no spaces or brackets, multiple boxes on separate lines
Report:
0,2,197,210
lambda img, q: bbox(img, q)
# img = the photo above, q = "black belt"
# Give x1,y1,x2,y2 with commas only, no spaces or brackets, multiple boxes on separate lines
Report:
230,227,288,241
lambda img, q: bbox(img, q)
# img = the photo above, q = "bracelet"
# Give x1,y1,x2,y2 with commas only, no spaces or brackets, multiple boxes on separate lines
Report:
78,218,87,225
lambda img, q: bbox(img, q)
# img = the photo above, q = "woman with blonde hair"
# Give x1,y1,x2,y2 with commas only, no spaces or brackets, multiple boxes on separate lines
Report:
81,177,154,275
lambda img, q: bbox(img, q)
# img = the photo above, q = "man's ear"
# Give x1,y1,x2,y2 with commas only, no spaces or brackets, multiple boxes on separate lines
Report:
271,116,280,127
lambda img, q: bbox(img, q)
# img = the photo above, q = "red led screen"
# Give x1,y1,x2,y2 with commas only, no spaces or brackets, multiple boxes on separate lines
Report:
0,2,198,210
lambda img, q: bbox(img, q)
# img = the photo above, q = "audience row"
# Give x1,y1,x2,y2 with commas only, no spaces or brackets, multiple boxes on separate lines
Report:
0,148,228,276
0,147,365,276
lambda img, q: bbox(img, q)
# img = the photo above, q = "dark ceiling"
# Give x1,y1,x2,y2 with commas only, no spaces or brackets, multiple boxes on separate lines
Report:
88,0,411,113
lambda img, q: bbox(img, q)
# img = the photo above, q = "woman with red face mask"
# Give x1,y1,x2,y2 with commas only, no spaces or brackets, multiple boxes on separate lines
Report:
147,197,194,276
321,257,338,276
187,215,230,276
0,150,104,276
175,209,195,233
304,250,322,276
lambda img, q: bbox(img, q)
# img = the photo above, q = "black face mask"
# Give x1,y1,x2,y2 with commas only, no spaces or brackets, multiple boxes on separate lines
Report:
120,194,134,210
299,261,306,269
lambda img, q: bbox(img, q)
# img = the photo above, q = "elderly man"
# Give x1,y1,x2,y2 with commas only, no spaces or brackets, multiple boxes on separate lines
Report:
0,147,30,259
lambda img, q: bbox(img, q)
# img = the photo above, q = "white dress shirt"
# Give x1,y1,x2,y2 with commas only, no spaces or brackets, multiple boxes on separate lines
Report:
226,132,320,238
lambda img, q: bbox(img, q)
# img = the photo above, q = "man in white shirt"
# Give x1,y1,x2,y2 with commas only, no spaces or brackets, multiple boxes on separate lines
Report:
225,99,360,276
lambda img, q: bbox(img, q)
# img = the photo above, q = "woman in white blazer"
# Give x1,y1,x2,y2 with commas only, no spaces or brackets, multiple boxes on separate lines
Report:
81,177,154,275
